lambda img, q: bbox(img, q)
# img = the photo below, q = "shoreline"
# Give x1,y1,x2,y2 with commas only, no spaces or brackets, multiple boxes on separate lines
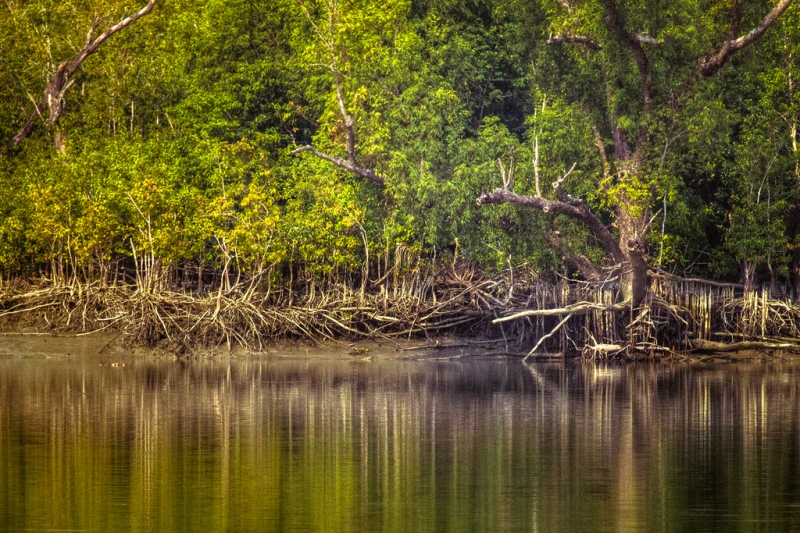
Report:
0,330,798,364
2,277,800,360
0,329,513,362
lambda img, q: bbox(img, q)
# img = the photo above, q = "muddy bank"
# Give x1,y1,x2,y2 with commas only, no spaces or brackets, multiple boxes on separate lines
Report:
0,331,525,363
0,330,797,364
3,276,800,359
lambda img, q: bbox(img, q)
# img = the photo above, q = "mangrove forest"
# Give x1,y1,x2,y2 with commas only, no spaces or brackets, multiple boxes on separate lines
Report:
2,0,800,356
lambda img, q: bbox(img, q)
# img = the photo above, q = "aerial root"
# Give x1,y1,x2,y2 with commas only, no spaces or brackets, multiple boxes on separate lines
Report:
1,272,799,358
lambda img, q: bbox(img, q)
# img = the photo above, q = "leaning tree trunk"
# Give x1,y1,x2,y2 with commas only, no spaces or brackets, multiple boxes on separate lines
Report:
10,0,157,150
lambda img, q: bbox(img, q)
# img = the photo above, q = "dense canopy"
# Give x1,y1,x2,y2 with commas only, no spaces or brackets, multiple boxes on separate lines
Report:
1,0,798,295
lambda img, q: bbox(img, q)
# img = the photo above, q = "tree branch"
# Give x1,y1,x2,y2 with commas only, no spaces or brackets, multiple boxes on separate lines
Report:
493,300,630,323
551,162,579,205
546,230,607,281
700,0,793,77
498,148,515,190
524,312,573,360
11,0,157,147
290,145,384,185
11,114,36,146
333,78,358,167
546,34,602,50
292,1,383,186
600,0,655,110
648,267,745,289
634,33,662,45
478,154,624,276
476,187,625,265
68,0,157,75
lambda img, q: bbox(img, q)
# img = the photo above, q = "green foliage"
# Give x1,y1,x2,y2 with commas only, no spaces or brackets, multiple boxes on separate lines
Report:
0,0,799,288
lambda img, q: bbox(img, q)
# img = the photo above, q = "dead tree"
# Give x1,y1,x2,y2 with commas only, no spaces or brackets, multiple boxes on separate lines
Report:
10,0,158,152
478,0,793,308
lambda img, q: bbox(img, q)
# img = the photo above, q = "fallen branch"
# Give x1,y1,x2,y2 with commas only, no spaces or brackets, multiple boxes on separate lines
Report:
583,343,626,358
523,313,573,361
493,300,630,323
691,338,800,353
711,332,800,344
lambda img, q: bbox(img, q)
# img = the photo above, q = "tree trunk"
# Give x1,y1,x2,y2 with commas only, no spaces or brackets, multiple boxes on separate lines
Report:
614,177,651,308
742,259,757,292
621,249,650,308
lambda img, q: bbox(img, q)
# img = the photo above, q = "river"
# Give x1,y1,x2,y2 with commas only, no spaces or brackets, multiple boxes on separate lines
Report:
1,348,800,531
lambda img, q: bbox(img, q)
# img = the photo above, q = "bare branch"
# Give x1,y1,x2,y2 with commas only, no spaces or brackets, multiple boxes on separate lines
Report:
84,17,103,49
498,148,515,190
700,0,793,76
546,230,607,281
494,300,630,323
497,158,507,189
11,116,36,146
26,93,43,119
551,163,579,205
525,313,573,360
66,0,156,77
329,69,357,166
290,145,384,185
478,137,623,282
547,34,602,50
648,267,745,289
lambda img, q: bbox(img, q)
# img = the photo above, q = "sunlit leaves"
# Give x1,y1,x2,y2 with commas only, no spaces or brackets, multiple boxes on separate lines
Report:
1,0,799,288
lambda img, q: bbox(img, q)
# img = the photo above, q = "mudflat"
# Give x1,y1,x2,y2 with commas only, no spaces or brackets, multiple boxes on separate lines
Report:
0,331,503,362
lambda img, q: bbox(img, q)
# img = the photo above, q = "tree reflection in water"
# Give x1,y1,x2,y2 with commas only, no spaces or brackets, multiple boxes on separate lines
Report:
1,357,800,532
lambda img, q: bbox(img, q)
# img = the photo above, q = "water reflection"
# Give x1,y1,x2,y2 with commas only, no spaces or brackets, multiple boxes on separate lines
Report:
1,357,800,532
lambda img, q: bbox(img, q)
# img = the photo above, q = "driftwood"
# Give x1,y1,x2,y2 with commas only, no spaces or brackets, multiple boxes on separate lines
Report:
583,343,626,358
712,332,800,344
691,338,800,353
524,313,573,361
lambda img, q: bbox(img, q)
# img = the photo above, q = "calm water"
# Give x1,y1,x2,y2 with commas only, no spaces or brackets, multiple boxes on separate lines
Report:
1,353,800,532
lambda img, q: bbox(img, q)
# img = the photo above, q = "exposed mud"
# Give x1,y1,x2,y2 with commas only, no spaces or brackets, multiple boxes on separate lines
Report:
0,331,520,363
